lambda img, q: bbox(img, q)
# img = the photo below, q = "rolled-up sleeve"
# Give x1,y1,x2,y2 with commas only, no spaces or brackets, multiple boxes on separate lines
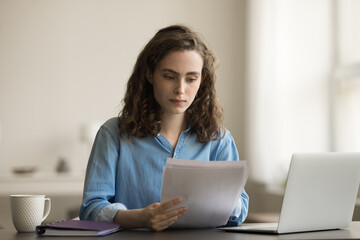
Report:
79,125,126,222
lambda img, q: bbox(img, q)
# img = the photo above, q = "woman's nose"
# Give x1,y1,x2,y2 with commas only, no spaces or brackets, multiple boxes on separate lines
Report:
175,79,185,94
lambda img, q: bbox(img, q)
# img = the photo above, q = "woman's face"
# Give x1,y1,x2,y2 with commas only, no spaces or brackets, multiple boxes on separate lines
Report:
149,50,203,118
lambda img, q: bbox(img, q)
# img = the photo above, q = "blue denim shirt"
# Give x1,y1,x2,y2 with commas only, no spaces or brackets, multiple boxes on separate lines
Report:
79,117,249,226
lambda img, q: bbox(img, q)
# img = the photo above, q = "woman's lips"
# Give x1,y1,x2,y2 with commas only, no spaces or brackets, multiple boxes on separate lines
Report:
170,99,186,105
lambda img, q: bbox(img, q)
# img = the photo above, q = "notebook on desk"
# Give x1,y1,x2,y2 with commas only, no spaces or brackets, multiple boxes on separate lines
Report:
36,220,121,236
219,152,360,234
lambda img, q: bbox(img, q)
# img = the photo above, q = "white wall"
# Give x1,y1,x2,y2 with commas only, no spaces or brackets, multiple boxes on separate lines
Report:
244,0,333,184
0,0,246,174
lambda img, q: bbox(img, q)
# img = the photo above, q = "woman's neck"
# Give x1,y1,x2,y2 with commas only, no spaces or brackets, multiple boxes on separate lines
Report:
160,113,188,148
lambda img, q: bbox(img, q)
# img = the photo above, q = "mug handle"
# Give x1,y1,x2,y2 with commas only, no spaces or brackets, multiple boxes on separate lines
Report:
42,198,51,221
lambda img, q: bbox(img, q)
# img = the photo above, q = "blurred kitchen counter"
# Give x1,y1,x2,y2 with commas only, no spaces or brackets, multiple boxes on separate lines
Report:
0,172,85,230
0,172,84,195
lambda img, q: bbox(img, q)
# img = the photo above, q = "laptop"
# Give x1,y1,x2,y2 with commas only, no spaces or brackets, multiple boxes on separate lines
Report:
219,152,360,234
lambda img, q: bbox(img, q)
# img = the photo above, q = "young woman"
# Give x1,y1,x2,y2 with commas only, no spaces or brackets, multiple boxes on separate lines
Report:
79,25,249,231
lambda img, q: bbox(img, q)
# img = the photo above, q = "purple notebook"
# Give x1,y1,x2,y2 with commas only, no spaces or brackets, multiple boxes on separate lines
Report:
36,220,122,236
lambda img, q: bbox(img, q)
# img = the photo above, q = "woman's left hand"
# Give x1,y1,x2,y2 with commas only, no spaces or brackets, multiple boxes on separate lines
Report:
141,197,187,231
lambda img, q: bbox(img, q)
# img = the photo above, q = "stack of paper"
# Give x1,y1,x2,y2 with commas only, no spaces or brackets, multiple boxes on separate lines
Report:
160,158,248,228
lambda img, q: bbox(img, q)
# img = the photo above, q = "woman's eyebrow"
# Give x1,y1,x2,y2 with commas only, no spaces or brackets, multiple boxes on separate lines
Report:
186,71,201,76
160,68,200,76
161,68,179,76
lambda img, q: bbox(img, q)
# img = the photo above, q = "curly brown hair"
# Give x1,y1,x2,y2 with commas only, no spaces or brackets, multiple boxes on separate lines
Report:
118,24,224,143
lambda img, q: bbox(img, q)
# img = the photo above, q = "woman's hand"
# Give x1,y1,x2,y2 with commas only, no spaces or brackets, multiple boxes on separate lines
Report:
113,197,186,231
141,197,187,231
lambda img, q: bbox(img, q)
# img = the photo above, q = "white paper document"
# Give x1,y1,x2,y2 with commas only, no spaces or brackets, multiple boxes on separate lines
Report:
160,158,248,228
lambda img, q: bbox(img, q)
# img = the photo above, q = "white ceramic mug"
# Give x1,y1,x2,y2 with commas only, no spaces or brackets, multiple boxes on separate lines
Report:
10,195,51,232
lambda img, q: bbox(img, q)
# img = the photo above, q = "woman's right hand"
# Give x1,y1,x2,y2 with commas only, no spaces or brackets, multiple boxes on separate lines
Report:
141,197,187,231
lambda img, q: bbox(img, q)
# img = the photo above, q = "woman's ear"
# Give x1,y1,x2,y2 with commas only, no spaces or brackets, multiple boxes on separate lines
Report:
146,68,153,85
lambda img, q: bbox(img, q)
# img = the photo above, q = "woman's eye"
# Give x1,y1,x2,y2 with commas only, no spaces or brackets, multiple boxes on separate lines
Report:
164,75,175,80
187,78,197,82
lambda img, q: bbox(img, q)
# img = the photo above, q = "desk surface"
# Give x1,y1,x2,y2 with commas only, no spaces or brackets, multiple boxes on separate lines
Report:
1,222,360,240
